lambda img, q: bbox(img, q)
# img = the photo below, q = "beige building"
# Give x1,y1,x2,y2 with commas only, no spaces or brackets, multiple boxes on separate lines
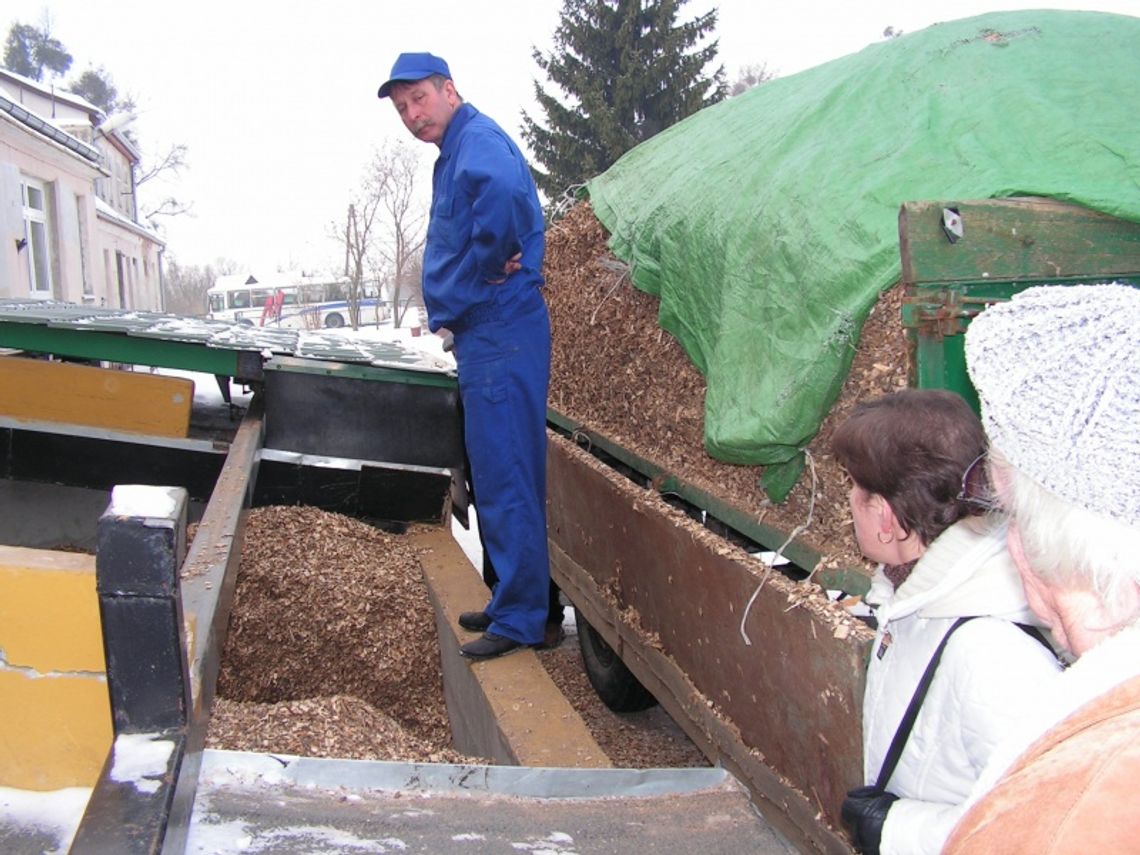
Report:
0,68,164,309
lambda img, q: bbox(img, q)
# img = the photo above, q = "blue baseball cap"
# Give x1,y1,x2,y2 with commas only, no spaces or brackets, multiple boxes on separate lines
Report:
377,52,452,99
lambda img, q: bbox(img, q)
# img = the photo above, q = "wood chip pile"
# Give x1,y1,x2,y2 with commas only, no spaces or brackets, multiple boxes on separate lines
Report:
208,694,465,764
543,201,910,575
205,505,708,768
207,506,471,763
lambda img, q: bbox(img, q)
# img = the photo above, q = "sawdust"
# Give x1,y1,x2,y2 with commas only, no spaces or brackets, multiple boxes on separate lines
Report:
536,631,709,769
209,695,469,764
544,201,909,577
205,505,709,769
206,506,466,762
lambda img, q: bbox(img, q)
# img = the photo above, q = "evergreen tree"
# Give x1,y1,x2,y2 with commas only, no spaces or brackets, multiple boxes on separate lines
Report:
70,67,122,114
3,22,72,81
522,0,726,200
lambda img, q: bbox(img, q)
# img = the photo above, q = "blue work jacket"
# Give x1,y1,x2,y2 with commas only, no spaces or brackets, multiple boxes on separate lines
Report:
423,103,545,332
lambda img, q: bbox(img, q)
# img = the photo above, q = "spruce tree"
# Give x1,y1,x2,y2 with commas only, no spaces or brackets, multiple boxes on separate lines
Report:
522,0,726,201
69,68,120,114
3,22,72,82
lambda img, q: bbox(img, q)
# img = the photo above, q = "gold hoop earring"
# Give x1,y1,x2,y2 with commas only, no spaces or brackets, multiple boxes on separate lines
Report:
877,531,895,544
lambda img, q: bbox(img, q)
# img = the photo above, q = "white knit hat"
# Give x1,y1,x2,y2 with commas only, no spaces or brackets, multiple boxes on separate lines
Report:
965,283,1140,526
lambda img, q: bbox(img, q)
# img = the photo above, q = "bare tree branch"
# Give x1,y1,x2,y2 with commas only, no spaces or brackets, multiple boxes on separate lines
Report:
142,196,193,222
137,143,188,185
331,140,427,329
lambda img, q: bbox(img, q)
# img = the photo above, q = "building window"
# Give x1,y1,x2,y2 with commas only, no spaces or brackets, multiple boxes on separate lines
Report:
21,178,54,298
115,250,127,307
103,249,113,304
77,194,94,300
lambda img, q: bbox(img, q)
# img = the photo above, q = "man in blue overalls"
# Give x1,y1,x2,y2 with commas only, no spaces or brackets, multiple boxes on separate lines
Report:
379,53,552,660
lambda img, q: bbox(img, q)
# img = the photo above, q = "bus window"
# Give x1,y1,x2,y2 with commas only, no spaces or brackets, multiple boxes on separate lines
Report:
229,290,251,309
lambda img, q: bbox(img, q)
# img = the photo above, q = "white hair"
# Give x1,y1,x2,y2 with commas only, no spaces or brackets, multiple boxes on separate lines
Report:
990,447,1140,625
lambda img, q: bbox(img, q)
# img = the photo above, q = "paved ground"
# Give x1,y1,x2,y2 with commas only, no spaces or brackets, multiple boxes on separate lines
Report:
0,824,59,855
0,753,803,855
182,751,802,855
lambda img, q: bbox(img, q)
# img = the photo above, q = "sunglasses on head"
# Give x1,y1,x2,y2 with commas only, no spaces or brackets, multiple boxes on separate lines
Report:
957,453,1001,512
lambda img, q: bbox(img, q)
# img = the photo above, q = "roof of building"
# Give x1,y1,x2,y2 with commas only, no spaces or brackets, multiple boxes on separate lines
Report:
0,67,103,120
0,92,103,167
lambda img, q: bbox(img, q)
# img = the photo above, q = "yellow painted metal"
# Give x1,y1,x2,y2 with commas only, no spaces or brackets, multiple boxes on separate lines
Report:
0,546,112,790
0,671,112,790
0,356,193,437
0,547,104,671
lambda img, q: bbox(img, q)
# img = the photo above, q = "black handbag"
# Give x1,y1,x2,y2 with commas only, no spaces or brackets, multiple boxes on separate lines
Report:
841,617,977,853
843,616,1056,853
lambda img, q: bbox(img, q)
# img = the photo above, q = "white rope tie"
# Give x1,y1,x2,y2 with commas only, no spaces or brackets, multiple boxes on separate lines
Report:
740,448,818,645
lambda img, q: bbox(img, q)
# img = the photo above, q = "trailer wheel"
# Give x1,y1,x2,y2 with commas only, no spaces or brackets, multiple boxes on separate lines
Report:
575,608,658,712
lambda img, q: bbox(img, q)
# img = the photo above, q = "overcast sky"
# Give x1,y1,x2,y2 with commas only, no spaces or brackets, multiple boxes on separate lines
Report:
6,0,1138,276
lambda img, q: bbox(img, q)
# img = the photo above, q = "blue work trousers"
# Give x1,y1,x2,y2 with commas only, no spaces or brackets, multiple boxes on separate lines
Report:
453,292,551,645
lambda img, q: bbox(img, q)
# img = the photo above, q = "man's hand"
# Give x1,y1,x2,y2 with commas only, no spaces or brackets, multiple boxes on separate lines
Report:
486,252,522,284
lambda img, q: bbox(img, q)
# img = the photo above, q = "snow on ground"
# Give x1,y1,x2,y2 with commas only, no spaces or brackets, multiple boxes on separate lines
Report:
0,786,89,854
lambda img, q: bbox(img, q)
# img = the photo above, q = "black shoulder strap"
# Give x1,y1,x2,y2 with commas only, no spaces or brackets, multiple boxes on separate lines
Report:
1015,622,1055,654
874,616,976,791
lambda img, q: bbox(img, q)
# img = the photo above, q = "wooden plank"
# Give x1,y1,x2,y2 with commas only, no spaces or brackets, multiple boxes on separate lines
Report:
165,397,264,855
899,197,1140,286
0,357,193,437
414,526,611,769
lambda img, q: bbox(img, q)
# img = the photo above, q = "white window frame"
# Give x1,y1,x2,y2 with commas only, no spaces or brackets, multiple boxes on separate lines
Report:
77,193,94,300
21,178,54,298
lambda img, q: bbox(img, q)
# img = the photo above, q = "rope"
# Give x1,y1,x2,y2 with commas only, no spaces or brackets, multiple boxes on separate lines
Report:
739,449,819,645
589,261,631,325
549,183,588,222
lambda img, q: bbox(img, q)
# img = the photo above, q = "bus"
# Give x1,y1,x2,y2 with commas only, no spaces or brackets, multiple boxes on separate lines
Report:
206,273,389,329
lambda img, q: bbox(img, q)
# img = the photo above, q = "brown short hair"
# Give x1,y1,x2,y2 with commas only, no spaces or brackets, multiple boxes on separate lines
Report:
831,389,986,545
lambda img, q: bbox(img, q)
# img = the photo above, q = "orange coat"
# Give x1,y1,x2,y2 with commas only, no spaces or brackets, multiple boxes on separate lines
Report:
944,675,1140,853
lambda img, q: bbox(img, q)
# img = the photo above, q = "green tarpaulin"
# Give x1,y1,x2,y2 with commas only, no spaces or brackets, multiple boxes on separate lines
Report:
586,9,1140,493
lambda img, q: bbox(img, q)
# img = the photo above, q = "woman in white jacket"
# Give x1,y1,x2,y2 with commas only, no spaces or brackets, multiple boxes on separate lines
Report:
832,390,1062,855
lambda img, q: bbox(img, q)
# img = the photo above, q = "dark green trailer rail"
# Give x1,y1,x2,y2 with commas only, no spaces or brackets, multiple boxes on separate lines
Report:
0,299,455,387
900,197,1140,409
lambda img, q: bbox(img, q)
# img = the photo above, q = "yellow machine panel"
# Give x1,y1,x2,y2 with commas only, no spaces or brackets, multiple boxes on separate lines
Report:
0,546,112,790
0,357,193,437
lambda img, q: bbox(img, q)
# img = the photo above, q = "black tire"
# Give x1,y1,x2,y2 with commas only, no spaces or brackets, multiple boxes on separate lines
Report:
324,312,345,328
575,608,658,712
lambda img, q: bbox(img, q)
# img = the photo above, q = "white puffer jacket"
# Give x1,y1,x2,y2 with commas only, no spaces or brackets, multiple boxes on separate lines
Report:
861,518,1063,855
